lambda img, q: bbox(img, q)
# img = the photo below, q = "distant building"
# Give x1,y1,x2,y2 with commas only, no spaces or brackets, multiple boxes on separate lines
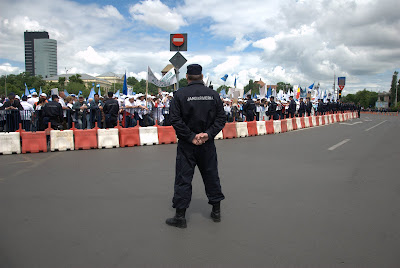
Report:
43,73,112,89
24,31,57,78
376,92,390,109
96,72,124,84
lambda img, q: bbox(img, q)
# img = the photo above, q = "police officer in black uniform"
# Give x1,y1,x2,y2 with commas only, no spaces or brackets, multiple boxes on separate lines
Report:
288,96,296,118
298,98,306,117
243,94,256,121
43,95,63,129
166,64,226,229
305,97,312,116
103,91,119,128
267,96,278,120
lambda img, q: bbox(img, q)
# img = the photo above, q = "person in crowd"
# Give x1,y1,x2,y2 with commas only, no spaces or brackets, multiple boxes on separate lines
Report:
288,96,296,118
153,96,164,125
135,93,149,127
298,98,306,117
305,97,312,116
167,64,225,228
43,95,63,130
72,95,88,129
162,93,173,126
243,94,256,121
89,93,104,128
28,92,39,106
124,95,137,128
318,99,324,115
224,99,233,122
20,95,34,131
267,96,278,120
103,91,119,128
0,92,23,132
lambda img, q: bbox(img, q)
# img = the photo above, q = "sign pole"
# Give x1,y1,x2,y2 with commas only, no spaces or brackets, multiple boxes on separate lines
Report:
176,68,179,90
145,74,149,107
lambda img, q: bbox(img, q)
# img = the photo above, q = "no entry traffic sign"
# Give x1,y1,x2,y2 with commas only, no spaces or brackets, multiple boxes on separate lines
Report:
170,33,187,51
172,34,184,47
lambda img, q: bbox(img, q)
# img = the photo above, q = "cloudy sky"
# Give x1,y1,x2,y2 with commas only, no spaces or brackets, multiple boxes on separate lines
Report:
0,0,399,94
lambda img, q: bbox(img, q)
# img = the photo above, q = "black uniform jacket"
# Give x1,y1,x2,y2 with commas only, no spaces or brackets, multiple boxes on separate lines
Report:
289,100,296,113
103,98,119,118
43,100,63,120
170,81,226,144
298,102,306,113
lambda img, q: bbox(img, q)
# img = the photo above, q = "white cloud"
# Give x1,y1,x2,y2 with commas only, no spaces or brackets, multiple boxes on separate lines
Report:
129,0,187,32
227,36,252,52
0,63,22,75
213,56,241,76
75,46,111,66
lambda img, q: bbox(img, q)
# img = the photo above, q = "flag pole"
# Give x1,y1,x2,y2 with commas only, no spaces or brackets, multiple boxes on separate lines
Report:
146,69,149,107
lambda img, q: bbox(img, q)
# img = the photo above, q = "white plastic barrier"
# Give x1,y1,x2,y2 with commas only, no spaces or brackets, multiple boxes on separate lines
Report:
236,122,248,138
312,116,317,126
139,126,159,146
50,130,74,151
296,118,302,129
256,121,267,135
98,128,120,149
214,130,223,140
318,116,323,125
286,119,293,131
339,114,344,122
0,132,21,154
273,120,282,133
332,115,337,123
304,117,310,128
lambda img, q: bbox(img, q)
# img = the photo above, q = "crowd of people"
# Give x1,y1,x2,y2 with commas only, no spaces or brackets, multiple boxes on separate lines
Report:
0,87,360,132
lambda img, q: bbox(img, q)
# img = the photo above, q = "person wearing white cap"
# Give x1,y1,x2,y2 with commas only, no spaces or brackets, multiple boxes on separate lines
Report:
134,93,148,126
124,95,137,127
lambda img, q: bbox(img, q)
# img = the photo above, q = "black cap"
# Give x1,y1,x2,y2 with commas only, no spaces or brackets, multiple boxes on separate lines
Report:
186,64,202,75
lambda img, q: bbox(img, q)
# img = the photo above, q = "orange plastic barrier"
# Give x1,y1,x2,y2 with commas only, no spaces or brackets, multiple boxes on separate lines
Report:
321,116,326,125
309,117,313,127
73,128,97,150
119,126,140,147
247,121,258,136
315,116,320,126
265,120,274,134
21,131,47,153
222,122,237,139
157,125,177,144
281,120,288,133
292,118,298,130
300,118,306,128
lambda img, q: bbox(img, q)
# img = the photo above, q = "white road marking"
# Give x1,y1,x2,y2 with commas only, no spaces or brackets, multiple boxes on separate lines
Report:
340,122,363,126
328,139,351,151
365,120,387,132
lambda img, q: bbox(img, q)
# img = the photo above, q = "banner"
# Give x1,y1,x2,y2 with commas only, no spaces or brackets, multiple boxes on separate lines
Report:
148,67,177,87
29,88,36,94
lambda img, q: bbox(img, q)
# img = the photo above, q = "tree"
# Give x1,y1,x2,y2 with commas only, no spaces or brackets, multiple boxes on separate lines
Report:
341,89,378,108
216,85,229,93
68,74,84,84
277,82,292,93
389,71,398,107
244,79,260,95
58,77,66,88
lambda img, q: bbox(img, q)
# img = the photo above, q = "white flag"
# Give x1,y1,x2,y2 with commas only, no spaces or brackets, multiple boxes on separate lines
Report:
148,67,177,87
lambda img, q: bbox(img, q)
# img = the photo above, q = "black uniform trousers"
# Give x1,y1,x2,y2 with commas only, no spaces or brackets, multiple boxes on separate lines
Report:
173,139,225,209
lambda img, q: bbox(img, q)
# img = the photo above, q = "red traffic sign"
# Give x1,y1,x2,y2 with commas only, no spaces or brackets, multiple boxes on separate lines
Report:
172,34,184,47
339,85,344,90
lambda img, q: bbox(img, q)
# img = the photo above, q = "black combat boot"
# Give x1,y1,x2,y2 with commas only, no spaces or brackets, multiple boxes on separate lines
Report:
210,202,221,222
166,208,187,228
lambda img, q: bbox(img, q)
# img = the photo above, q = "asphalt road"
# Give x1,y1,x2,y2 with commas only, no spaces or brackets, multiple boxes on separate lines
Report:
1,114,399,268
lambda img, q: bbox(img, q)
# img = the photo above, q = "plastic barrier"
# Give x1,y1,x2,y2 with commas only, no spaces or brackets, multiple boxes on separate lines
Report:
256,121,266,135
339,114,344,122
336,114,340,122
304,117,310,128
265,120,275,134
222,122,237,139
247,121,258,136
236,122,249,138
73,128,98,150
98,128,120,149
310,116,315,127
157,125,177,144
215,130,224,140
321,116,326,125
286,119,293,131
324,115,330,125
281,120,288,133
313,116,319,126
292,118,298,130
21,131,47,153
0,132,21,155
298,117,305,129
50,130,74,152
139,126,159,146
273,120,281,133
119,127,140,147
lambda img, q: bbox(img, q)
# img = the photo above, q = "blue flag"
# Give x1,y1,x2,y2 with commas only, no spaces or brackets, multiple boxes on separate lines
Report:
114,90,120,98
64,89,69,97
308,83,314,90
221,74,228,82
29,88,36,94
39,87,42,95
97,84,101,96
234,76,237,87
78,90,83,96
122,72,128,95
24,83,29,96
88,88,95,101
266,86,272,98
